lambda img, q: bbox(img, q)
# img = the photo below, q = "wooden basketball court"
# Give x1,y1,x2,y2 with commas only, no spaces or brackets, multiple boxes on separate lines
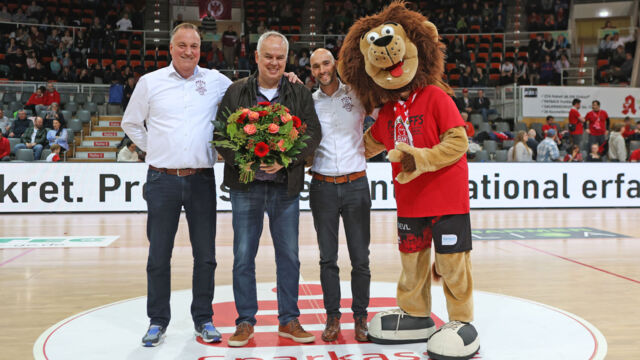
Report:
1,208,639,359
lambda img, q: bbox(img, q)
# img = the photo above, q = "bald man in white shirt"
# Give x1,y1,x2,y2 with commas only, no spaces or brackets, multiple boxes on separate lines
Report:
309,48,372,343
122,23,232,347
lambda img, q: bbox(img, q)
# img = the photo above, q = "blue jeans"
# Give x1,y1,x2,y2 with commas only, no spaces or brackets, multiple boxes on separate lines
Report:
480,108,498,123
230,182,301,326
144,168,217,328
14,143,43,160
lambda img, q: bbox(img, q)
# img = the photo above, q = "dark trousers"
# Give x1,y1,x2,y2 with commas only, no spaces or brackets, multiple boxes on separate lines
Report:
588,134,606,150
144,168,217,328
309,176,371,319
230,182,301,326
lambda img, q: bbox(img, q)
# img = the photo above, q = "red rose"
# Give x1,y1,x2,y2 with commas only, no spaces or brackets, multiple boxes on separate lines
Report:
277,139,286,151
281,113,292,123
243,124,257,135
248,111,260,122
258,110,269,117
258,101,271,106
254,142,269,157
292,116,302,128
237,111,248,124
268,123,280,134
283,106,290,113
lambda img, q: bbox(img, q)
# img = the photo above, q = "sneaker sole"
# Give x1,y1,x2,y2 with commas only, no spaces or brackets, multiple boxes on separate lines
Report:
194,330,222,343
141,334,165,347
278,331,316,343
228,333,254,347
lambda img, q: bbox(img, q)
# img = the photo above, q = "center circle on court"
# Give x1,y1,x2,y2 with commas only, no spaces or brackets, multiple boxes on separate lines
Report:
34,282,607,360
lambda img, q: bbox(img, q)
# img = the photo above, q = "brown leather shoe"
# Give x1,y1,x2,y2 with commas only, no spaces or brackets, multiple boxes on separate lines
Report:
321,316,340,342
228,322,254,347
354,317,369,342
278,318,315,343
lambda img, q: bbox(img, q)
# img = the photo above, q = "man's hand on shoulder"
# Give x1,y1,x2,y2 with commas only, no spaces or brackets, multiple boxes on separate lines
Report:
284,72,303,85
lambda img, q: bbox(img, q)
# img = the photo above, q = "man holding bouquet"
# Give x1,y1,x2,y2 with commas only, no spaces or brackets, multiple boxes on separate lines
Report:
214,31,321,347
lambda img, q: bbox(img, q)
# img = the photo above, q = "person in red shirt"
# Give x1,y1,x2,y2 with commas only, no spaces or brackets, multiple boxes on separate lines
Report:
585,99,609,149
24,86,47,112
0,131,10,161
461,111,475,137
630,148,640,162
44,82,61,106
542,115,561,144
568,98,585,147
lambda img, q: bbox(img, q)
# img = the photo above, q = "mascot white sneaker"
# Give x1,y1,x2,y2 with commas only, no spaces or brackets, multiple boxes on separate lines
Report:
338,2,480,359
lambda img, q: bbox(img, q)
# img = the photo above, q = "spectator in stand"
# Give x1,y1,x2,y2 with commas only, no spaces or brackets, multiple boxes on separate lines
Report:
586,143,602,162
539,54,555,85
0,109,11,136
43,102,64,129
621,116,639,143
514,58,528,85
629,148,640,162
236,34,249,71
89,17,105,56
607,123,627,162
585,100,609,149
108,78,124,107
116,12,133,32
8,110,31,139
456,88,473,114
493,14,505,33
459,65,473,88
529,33,544,62
555,34,570,59
563,144,583,162
50,56,62,77
529,61,541,85
207,43,226,69
554,54,569,85
8,47,26,80
201,12,217,35
606,52,633,83
77,68,91,83
14,116,47,160
461,112,474,138
44,82,61,106
568,98,585,148
58,66,76,82
508,131,533,162
46,143,61,162
222,25,238,69
122,76,136,111
172,13,183,29
472,66,487,87
0,6,11,23
46,118,68,151
0,131,10,161
61,30,73,49
12,8,27,23
527,128,539,160
472,89,497,123
499,59,514,85
25,86,47,113
542,115,561,143
117,139,140,162
537,128,560,162
91,63,105,83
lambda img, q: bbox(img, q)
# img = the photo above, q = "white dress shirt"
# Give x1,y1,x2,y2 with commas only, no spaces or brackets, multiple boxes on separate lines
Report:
117,146,139,162
121,63,232,169
311,80,371,176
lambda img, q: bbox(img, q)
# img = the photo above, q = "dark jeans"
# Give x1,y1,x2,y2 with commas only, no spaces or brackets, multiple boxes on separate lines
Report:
230,182,301,326
309,176,371,319
588,134,606,150
14,143,44,160
144,168,217,328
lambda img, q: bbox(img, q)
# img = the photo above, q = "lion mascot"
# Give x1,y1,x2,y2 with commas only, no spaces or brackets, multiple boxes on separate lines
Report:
337,2,479,359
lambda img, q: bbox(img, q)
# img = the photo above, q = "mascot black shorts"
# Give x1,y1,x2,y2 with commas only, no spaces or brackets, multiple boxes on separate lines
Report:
397,214,472,254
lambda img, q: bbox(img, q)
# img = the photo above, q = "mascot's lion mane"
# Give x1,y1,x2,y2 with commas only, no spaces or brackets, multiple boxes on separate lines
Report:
338,1,452,114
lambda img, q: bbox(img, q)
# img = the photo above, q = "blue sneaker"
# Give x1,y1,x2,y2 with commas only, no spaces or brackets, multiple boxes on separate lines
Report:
142,325,166,347
195,321,222,343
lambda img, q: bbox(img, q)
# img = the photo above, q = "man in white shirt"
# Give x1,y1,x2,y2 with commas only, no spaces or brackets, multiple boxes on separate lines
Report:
309,48,371,343
116,13,133,31
121,23,232,347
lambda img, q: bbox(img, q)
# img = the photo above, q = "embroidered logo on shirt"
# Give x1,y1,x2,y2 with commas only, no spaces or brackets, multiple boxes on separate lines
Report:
195,80,206,95
341,96,353,112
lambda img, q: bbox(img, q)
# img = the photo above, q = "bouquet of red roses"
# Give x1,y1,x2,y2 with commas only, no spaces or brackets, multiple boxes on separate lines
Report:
212,101,310,183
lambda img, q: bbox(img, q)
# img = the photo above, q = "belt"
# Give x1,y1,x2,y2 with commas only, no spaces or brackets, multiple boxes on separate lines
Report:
312,170,366,184
149,165,210,177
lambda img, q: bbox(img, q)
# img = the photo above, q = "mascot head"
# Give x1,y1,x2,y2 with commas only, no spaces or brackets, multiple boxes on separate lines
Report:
338,1,452,113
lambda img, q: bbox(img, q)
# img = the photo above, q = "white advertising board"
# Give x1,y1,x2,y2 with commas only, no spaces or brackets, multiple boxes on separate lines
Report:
521,86,640,118
0,162,639,212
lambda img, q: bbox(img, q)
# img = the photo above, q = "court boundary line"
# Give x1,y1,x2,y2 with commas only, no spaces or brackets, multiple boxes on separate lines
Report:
0,249,36,267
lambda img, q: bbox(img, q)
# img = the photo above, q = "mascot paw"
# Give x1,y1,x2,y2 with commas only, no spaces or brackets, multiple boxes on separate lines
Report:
387,148,403,162
427,321,480,360
368,308,436,344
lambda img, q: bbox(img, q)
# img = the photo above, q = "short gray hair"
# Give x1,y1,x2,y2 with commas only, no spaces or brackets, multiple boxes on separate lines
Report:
170,22,200,44
257,31,289,55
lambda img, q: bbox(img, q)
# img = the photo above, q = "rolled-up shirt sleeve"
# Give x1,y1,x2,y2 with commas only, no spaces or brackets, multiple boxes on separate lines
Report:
121,77,149,152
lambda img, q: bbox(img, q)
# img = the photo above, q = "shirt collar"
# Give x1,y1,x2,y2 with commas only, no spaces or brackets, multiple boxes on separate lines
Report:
315,78,347,99
168,62,202,80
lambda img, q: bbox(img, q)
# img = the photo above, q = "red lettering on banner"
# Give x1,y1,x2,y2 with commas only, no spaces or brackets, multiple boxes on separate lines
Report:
109,122,120,126
94,141,109,147
363,354,389,360
307,355,325,360
274,357,297,360
236,358,263,360
622,95,636,115
198,357,225,360
88,153,105,159
328,352,353,360
393,352,421,360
